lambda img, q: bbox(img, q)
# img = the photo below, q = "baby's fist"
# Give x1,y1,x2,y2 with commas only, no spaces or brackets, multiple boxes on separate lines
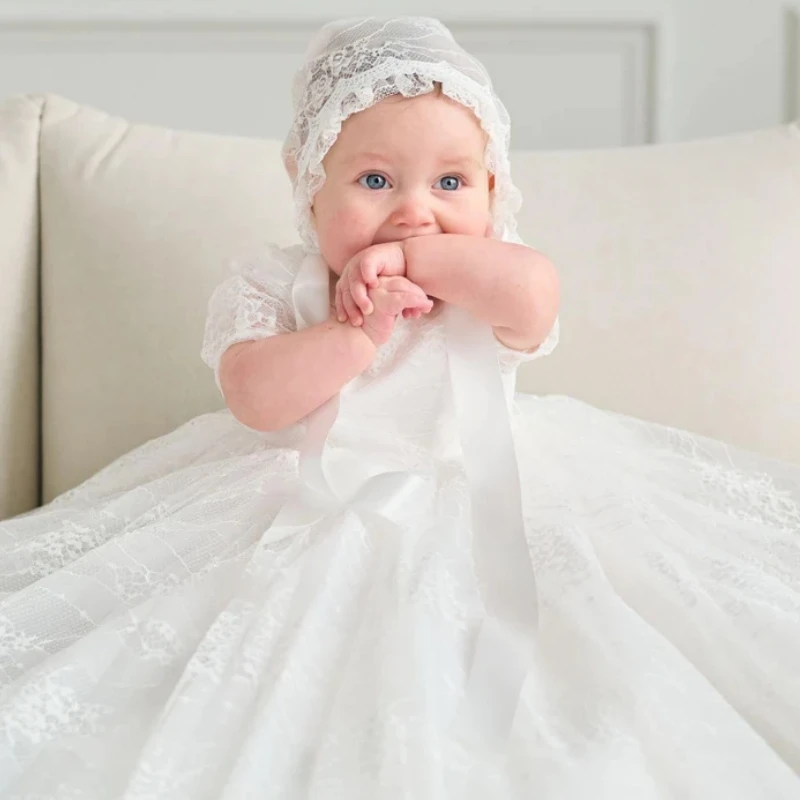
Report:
336,242,406,326
359,276,433,347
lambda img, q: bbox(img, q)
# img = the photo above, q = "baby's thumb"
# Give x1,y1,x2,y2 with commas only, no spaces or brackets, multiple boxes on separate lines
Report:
405,291,433,312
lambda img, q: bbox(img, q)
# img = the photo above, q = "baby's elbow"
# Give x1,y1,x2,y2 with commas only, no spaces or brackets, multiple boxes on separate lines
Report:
532,256,560,333
226,389,293,434
227,397,283,433
226,390,293,434
512,253,559,341
219,344,290,433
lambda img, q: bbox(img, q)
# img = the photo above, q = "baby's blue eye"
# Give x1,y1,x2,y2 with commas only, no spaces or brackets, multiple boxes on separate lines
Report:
359,173,388,190
436,175,461,191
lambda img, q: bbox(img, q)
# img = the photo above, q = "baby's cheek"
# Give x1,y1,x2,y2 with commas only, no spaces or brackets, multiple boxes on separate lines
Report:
464,213,493,238
450,197,493,238
319,205,375,272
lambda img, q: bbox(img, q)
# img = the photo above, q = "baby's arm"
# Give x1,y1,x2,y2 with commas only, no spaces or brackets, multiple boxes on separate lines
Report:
219,320,375,432
403,234,559,351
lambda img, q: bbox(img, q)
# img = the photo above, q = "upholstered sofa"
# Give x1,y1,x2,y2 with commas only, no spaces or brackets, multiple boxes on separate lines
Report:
1,93,799,520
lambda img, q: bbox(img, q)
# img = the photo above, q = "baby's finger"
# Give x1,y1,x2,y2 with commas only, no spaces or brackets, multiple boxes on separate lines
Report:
349,276,373,316
342,288,362,326
395,294,421,314
405,289,433,309
360,255,380,288
335,283,346,323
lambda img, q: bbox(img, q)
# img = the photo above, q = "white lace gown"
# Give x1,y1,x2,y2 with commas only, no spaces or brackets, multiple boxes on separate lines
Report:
1,244,799,799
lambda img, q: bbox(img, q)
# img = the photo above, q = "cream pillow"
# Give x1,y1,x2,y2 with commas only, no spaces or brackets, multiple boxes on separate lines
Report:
514,123,800,465
39,95,297,501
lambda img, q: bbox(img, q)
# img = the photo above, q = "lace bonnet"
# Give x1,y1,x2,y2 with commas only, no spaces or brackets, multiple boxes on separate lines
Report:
282,16,523,253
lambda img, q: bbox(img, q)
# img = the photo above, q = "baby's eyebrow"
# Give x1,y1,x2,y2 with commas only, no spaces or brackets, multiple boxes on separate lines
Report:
437,156,484,172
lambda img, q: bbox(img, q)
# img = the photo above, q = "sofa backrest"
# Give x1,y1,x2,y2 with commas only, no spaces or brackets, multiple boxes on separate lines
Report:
1,93,799,518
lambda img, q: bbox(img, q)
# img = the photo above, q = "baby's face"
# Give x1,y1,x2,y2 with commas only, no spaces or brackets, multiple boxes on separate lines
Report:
312,91,494,274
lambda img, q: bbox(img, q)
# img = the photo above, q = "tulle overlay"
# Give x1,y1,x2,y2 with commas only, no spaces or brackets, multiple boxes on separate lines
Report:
1,245,798,798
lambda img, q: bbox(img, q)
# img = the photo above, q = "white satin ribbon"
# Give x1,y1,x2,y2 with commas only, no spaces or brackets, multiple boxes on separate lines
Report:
273,253,538,748
443,304,538,748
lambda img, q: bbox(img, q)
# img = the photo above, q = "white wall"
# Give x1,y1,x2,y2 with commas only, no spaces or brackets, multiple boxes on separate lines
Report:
0,0,799,149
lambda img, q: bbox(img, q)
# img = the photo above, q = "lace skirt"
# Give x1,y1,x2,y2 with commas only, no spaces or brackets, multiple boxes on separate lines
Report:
0,397,798,798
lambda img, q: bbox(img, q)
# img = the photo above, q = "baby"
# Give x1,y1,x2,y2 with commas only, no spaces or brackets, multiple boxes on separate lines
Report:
2,16,797,800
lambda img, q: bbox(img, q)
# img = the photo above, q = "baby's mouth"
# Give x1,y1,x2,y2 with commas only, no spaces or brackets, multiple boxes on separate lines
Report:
373,230,442,246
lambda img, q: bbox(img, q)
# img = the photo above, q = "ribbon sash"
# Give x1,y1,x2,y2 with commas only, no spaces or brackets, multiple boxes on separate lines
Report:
271,254,539,746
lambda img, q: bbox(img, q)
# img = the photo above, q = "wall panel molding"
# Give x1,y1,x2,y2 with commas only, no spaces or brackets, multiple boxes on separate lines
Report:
0,15,656,148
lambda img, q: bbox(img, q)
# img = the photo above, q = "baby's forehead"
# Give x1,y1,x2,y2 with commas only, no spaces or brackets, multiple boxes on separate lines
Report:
334,92,488,152
340,147,486,172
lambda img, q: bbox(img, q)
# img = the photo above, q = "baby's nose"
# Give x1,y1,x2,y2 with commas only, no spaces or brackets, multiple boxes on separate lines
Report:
389,192,436,228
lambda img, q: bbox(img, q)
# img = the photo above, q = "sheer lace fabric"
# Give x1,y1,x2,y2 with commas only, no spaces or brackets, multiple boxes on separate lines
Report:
200,244,302,392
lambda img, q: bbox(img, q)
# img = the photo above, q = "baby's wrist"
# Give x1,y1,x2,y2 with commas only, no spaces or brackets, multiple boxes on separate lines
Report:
339,316,378,363
398,236,424,289
356,323,385,350
397,239,410,276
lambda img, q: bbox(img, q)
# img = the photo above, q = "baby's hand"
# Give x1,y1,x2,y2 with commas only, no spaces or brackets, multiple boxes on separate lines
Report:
358,276,433,347
336,242,406,326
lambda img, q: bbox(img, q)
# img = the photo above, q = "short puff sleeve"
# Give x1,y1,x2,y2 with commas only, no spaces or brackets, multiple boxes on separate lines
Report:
201,244,302,393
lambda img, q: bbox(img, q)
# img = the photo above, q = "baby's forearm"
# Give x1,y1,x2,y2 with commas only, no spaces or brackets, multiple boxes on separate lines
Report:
219,320,375,432
403,234,559,348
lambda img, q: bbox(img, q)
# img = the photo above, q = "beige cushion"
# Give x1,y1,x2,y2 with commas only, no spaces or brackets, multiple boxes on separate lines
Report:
34,94,800,502
0,95,41,519
514,124,800,465
39,94,296,502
